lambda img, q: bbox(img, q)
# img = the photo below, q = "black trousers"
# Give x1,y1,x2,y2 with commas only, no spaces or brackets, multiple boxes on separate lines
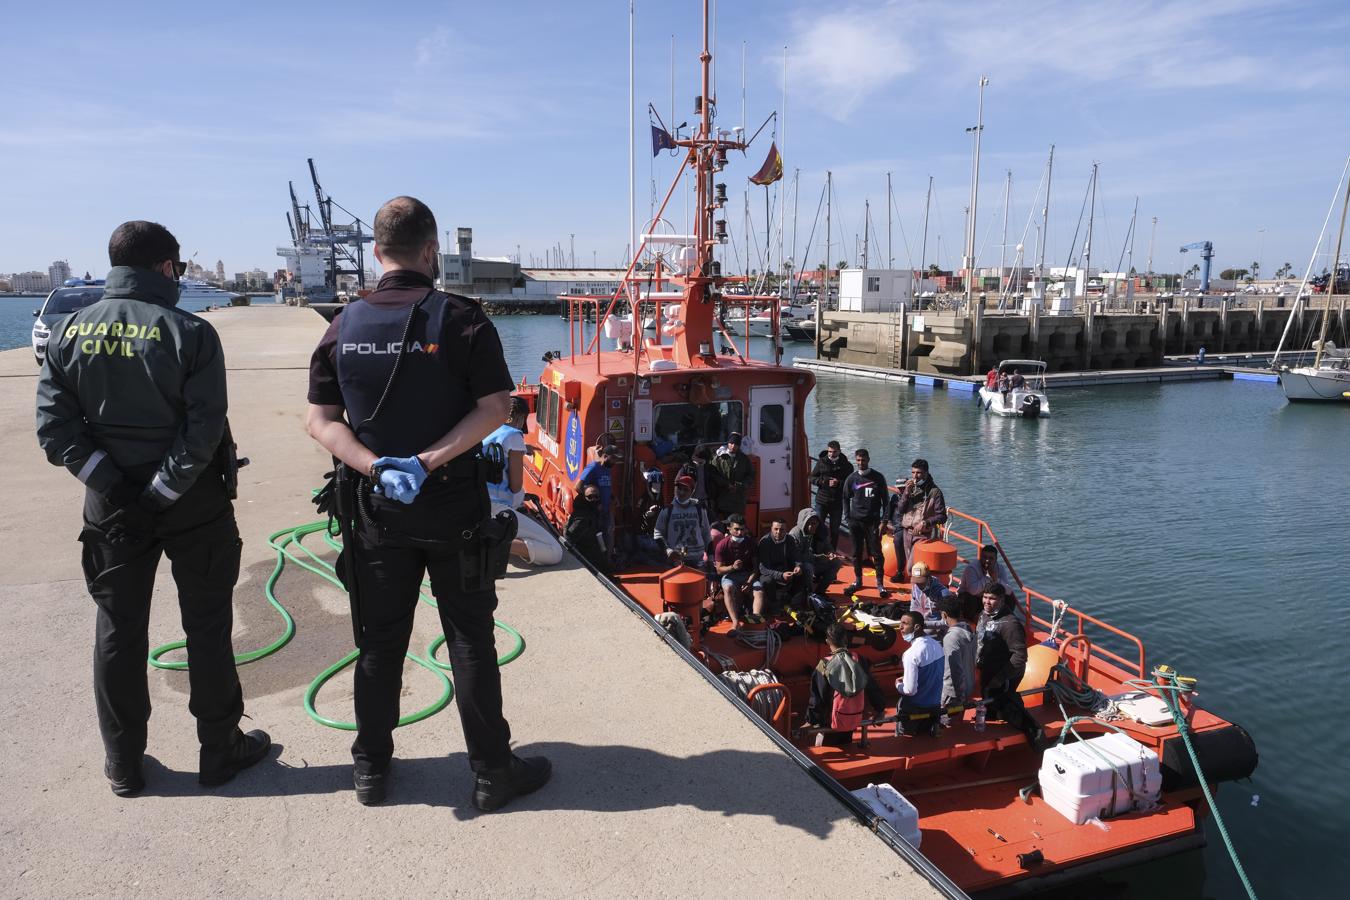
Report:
348,520,512,775
812,496,844,550
80,468,244,765
848,518,884,584
806,659,887,744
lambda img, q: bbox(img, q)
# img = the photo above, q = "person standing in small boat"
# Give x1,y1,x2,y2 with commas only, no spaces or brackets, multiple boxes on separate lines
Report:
712,431,754,519
892,459,948,577
842,449,889,598
810,440,852,550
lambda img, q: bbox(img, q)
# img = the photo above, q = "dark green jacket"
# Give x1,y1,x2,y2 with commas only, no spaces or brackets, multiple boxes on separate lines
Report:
36,266,228,507
711,448,754,516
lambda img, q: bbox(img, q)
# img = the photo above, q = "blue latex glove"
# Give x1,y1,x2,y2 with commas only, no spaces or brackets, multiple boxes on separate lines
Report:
372,456,428,504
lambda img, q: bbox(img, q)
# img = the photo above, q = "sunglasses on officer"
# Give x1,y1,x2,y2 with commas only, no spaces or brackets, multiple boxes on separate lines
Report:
161,259,187,280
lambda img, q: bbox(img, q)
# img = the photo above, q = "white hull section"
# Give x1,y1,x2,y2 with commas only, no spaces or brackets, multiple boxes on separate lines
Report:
978,386,1052,417
1279,366,1350,401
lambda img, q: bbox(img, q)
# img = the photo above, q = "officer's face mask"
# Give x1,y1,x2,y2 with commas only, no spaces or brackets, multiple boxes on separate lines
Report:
430,251,441,281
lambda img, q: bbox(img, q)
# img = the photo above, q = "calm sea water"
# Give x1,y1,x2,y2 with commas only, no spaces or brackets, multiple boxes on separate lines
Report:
488,314,1348,900
3,304,1342,896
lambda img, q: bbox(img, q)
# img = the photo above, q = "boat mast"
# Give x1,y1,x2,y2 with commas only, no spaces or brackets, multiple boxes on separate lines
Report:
862,199,870,270
1125,196,1139,301
963,75,989,304
628,0,635,293
920,176,932,283
887,172,893,269
817,170,831,357
1000,169,1011,297
1038,145,1053,297
790,168,799,302
1146,215,1157,290
1315,172,1350,368
1083,162,1098,302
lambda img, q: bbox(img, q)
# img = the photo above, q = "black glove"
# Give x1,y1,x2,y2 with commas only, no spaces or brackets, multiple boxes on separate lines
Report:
99,480,157,546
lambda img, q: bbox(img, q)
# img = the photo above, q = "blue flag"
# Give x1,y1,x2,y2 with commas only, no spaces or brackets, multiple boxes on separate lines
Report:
651,124,677,156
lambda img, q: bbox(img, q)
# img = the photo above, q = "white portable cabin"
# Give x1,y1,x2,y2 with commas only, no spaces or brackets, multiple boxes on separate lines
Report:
838,268,916,313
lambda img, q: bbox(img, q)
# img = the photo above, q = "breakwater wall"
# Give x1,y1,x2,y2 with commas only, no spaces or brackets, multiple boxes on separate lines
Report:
818,297,1350,375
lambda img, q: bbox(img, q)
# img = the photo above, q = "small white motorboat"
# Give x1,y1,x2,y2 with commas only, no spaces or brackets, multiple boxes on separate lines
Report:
978,359,1052,417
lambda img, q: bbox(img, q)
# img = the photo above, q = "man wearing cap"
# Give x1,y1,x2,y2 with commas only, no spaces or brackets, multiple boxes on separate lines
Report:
908,561,951,623
654,474,711,567
711,431,754,519
578,443,619,557
810,440,852,550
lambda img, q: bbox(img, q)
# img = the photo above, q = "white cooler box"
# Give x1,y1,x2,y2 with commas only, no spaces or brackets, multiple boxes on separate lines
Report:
852,783,921,848
1039,731,1162,825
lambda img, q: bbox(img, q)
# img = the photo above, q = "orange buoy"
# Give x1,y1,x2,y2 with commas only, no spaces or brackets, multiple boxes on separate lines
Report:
1018,643,1061,693
882,533,900,578
911,539,958,581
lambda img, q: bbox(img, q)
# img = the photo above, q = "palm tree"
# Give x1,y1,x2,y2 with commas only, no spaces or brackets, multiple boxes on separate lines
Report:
1250,261,1260,281
1276,262,1293,280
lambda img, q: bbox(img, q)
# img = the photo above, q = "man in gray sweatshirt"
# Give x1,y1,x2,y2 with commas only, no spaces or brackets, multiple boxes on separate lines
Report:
937,597,976,715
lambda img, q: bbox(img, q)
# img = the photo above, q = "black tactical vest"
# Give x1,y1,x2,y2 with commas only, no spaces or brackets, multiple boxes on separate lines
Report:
335,291,466,458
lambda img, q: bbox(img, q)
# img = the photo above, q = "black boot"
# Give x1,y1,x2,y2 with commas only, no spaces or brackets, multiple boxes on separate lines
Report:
104,758,145,797
199,729,271,786
472,755,552,812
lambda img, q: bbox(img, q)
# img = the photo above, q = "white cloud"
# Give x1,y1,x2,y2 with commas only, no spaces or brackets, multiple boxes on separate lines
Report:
788,5,916,120
785,0,1347,121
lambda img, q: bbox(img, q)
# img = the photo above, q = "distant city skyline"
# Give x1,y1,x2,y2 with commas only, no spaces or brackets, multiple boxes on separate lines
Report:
3,1,1349,282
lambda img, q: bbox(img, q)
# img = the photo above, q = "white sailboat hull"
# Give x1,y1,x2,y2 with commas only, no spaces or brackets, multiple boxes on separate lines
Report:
1279,365,1350,401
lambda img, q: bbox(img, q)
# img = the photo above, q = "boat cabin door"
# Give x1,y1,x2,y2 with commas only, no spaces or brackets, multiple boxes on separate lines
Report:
747,385,793,512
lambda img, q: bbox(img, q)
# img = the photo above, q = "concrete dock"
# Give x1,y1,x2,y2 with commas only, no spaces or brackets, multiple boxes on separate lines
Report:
795,357,1281,389
0,306,949,899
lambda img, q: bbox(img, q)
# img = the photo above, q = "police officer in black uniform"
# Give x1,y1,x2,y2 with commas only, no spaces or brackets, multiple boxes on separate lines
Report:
36,220,270,797
306,196,551,809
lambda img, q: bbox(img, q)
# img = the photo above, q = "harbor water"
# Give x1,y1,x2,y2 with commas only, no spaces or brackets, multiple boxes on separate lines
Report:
4,305,1344,897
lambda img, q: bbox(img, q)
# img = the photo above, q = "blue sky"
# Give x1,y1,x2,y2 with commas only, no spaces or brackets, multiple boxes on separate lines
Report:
3,0,1349,280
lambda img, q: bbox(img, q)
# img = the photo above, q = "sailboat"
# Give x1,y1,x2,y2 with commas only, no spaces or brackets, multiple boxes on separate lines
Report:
1274,158,1350,402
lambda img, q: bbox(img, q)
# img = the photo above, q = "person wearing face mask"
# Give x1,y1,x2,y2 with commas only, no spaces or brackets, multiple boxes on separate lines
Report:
841,448,889,598
653,475,711,567
713,514,762,631
892,458,948,579
976,584,1045,747
37,220,269,797
894,610,945,737
307,196,550,811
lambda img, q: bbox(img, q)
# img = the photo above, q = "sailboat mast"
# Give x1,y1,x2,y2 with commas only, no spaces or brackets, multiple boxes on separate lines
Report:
1315,173,1350,368
790,168,800,301
1083,163,1097,300
1000,170,1011,296
887,172,893,268
863,199,870,270
920,175,932,282
818,170,831,357
1126,196,1139,298
964,75,989,303
628,0,635,284
1038,145,1054,292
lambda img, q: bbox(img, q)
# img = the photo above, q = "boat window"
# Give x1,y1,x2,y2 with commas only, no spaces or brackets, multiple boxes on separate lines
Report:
651,401,743,453
867,276,880,292
758,404,785,444
538,385,559,440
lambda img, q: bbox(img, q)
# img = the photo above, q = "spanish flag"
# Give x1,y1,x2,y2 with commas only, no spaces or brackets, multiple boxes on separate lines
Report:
749,141,783,186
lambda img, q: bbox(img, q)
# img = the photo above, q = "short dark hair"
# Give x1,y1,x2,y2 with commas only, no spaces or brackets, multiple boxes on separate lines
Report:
373,196,437,258
900,609,926,629
980,543,998,557
981,583,1006,599
826,622,849,648
937,597,964,620
854,448,869,458
771,516,788,526
108,220,179,269
911,458,929,472
508,396,528,420
827,440,841,450
726,513,746,527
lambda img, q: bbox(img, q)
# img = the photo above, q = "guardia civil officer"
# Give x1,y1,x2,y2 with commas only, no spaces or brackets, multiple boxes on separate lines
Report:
36,221,270,797
306,196,551,809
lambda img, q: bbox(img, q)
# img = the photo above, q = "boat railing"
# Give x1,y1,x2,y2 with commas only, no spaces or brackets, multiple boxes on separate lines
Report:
945,506,1147,680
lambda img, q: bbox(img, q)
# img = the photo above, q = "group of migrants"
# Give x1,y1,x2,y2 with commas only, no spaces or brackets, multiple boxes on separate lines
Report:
567,433,1045,748
37,201,552,809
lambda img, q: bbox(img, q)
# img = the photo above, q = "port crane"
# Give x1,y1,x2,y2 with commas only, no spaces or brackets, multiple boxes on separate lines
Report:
1179,240,1214,292
276,159,372,303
